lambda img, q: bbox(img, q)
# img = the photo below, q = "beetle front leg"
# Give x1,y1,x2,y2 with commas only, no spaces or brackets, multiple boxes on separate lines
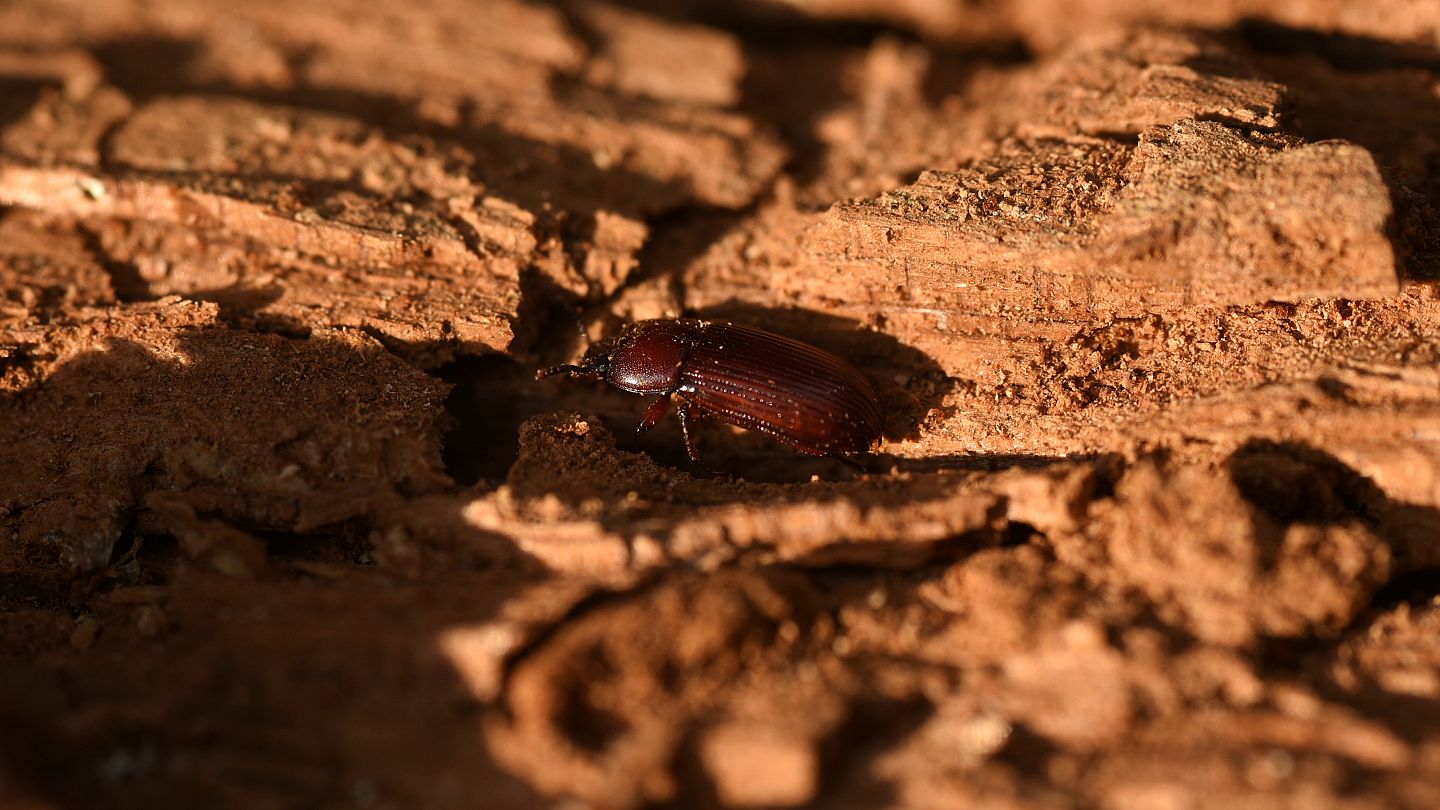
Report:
636,396,671,436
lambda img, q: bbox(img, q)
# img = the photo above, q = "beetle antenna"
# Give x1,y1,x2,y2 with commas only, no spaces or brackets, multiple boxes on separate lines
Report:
553,300,592,347
536,303,598,381
571,311,591,346
535,363,585,380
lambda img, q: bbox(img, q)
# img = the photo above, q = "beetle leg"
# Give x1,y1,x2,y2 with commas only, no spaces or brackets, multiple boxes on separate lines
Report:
636,396,671,436
676,401,703,463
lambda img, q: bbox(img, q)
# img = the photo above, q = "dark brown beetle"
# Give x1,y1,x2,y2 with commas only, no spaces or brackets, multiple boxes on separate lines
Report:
537,318,883,463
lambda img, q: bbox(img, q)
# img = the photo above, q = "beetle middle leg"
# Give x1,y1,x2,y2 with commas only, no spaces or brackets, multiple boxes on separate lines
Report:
676,400,703,463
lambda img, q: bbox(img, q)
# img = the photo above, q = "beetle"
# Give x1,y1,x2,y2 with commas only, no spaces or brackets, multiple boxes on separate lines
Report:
536,318,883,463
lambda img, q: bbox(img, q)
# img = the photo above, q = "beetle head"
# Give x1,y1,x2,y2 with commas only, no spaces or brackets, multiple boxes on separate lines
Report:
535,319,689,395
535,336,617,381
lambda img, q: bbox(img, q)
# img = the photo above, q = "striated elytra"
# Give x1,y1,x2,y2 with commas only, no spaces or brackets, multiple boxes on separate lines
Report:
537,318,883,463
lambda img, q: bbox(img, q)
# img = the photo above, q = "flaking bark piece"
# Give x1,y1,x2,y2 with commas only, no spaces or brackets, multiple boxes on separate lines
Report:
805,120,1395,319
0,160,525,364
454,413,1050,579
